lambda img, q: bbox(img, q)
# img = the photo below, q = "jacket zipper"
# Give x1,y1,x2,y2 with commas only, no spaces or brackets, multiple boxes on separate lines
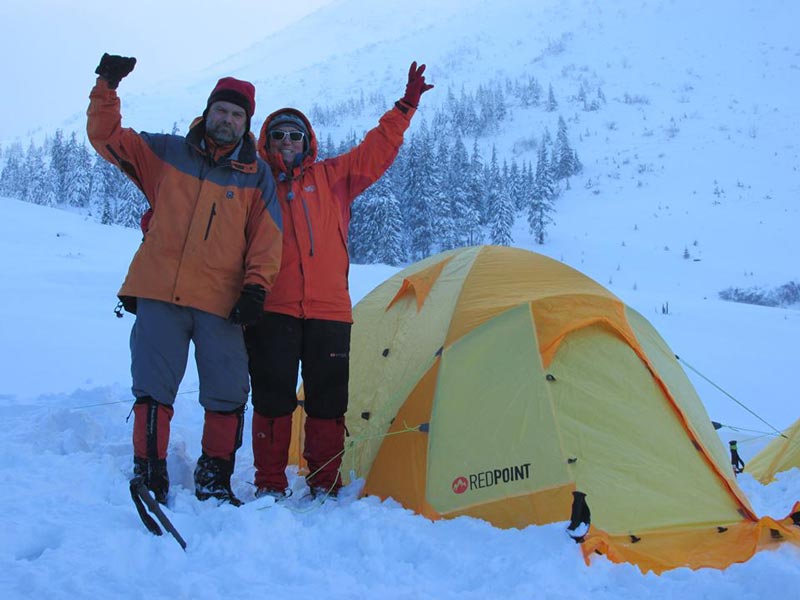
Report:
283,172,315,257
204,202,217,240
301,197,315,257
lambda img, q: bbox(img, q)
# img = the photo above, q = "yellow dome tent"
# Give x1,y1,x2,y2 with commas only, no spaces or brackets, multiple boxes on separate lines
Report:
746,418,800,484
289,246,800,573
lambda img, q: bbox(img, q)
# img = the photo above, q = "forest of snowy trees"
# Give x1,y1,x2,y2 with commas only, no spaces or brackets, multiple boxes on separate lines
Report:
0,74,587,265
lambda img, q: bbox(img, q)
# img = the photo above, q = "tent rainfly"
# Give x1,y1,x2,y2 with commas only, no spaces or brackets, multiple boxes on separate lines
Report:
746,417,800,484
289,246,800,573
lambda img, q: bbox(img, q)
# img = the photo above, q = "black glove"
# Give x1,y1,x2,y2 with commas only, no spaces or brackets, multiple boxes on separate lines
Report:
228,284,266,326
95,53,137,89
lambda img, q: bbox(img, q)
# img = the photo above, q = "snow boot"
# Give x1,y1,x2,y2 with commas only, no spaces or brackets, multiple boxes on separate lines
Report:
131,396,173,504
303,416,345,495
194,454,242,506
309,485,339,501
194,407,244,506
254,487,293,502
133,457,169,505
252,411,293,497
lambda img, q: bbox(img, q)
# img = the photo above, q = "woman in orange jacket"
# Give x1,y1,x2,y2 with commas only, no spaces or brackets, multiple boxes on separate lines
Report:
248,62,433,500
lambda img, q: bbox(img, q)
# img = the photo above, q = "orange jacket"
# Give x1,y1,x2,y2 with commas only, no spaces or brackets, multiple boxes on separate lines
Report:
257,104,413,322
87,79,283,319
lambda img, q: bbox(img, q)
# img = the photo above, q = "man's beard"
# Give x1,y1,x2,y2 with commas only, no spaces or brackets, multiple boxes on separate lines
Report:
207,122,241,145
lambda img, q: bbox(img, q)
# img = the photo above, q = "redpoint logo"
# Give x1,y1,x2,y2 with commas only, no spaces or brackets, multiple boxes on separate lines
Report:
452,477,468,494
451,463,532,494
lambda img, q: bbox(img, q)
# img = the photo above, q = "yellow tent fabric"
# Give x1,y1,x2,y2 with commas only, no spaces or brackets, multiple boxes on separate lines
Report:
289,246,800,573
746,418,800,484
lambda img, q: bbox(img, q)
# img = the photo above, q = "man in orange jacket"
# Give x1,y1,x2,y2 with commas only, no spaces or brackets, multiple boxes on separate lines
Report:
248,62,433,500
87,54,283,506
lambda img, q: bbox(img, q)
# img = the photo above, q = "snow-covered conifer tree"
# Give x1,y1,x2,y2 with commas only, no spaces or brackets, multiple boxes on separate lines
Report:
546,84,558,112
402,121,436,260
431,134,456,251
0,142,25,199
487,146,513,246
528,143,556,244
22,142,53,206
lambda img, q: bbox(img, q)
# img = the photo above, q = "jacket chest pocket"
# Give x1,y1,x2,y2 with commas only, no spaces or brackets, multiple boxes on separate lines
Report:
202,189,243,239
198,190,247,268
203,202,218,240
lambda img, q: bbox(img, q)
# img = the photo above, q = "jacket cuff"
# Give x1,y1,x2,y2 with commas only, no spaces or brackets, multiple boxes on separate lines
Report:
394,100,418,119
395,99,416,114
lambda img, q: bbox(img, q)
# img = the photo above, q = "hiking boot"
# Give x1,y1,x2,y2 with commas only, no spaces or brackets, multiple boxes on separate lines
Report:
194,454,242,507
255,487,293,502
309,485,338,501
132,457,169,505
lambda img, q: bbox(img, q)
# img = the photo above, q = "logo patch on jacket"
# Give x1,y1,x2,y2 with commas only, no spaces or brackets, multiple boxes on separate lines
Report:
303,185,316,193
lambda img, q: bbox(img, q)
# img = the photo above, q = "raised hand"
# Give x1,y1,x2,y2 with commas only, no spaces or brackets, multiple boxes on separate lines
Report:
401,61,434,108
95,53,137,90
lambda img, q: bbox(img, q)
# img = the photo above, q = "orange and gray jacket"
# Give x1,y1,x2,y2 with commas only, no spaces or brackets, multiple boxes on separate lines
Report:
87,79,283,319
256,104,413,322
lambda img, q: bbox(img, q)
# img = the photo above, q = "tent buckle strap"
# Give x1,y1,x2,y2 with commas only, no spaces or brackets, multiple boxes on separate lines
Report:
729,440,745,474
566,491,590,542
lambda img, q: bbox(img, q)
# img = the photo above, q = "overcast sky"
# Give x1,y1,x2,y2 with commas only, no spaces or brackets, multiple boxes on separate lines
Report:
0,0,331,141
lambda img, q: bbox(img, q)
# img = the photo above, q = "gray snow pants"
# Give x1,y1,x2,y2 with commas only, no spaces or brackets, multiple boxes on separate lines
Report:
130,298,249,412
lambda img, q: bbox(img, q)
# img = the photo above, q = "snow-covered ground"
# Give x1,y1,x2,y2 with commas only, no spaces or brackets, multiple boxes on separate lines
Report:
0,197,798,599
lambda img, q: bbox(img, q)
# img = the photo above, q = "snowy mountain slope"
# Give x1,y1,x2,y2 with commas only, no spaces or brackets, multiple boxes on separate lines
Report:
47,1,800,288
7,0,799,434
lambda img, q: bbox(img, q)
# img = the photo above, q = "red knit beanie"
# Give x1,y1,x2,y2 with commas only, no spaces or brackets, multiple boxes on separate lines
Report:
206,77,256,117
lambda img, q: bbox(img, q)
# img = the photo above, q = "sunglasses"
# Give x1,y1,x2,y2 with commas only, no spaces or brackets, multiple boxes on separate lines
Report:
269,130,305,142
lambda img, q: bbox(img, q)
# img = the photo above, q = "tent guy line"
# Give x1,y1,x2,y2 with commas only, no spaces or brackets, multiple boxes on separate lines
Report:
677,355,787,438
